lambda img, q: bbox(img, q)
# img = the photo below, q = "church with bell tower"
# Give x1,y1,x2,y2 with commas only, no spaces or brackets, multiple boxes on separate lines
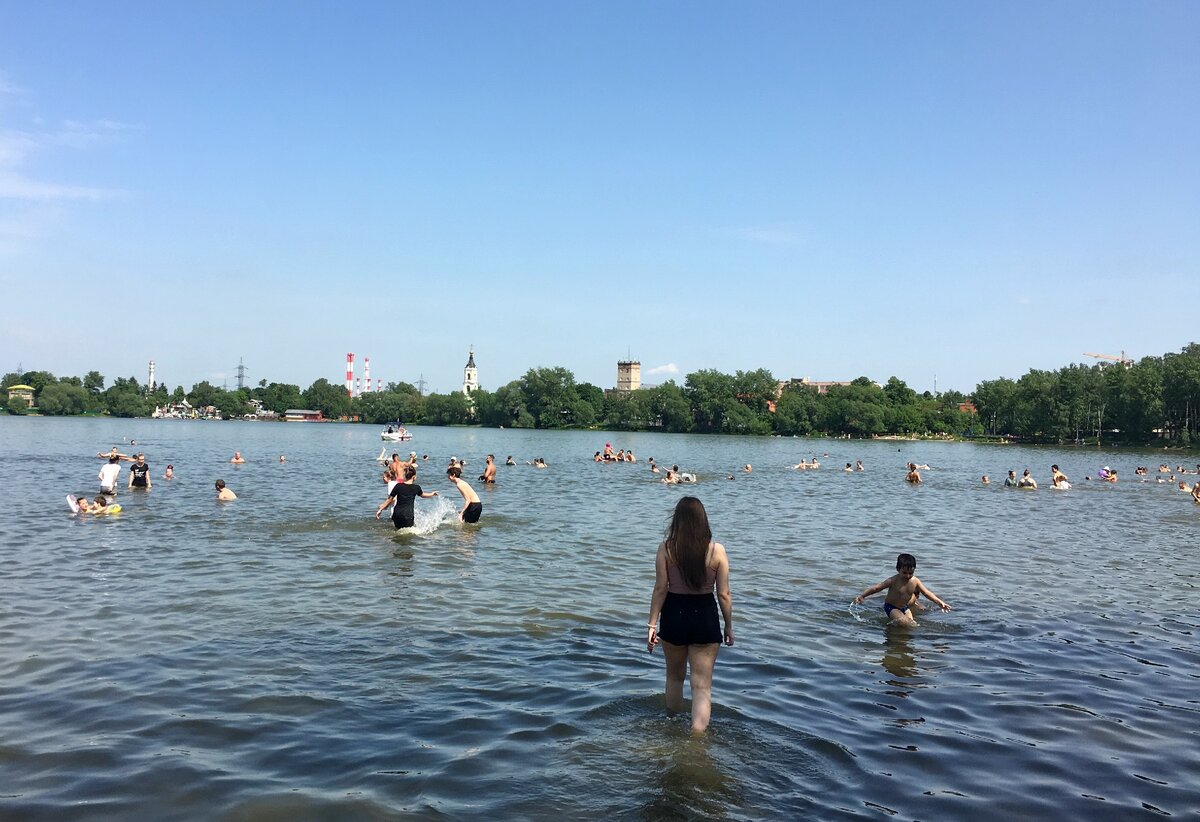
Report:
462,348,479,396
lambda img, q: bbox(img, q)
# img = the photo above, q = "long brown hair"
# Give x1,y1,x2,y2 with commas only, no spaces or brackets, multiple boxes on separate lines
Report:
664,496,712,590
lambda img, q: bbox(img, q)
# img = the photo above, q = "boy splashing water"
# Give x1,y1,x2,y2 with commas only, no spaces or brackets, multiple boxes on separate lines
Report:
854,553,951,626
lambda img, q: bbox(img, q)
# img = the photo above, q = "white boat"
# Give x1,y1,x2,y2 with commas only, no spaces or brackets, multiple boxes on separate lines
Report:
381,427,413,442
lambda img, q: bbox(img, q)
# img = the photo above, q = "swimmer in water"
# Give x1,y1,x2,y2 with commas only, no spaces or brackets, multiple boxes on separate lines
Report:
92,495,121,514
1017,469,1037,489
447,465,482,523
230,452,245,464
478,454,496,484
165,464,174,480
375,464,438,529
982,475,990,485
505,456,516,466
854,552,951,627
215,479,237,500
905,463,922,484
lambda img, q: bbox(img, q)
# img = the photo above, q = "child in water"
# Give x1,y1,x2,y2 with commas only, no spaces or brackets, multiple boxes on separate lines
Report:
854,553,951,627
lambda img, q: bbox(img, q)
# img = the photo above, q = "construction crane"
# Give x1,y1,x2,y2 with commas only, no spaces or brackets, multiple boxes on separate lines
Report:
1083,351,1133,367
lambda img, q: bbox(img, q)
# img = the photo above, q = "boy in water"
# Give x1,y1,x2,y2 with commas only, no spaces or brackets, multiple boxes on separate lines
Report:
447,465,482,522
854,553,951,627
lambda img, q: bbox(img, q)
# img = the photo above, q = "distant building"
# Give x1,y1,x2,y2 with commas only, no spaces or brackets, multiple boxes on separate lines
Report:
285,409,325,422
777,378,855,396
152,399,195,419
462,348,479,396
6,384,35,408
616,360,641,392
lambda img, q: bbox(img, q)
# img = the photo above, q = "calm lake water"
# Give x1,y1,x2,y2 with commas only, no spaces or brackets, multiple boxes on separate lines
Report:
2,416,1198,820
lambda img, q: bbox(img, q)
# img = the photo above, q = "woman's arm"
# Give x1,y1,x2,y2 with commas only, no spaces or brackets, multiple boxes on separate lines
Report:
647,543,668,652
713,543,733,646
375,496,395,519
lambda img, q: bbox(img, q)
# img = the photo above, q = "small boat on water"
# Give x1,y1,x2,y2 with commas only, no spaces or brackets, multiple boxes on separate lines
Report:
381,425,412,442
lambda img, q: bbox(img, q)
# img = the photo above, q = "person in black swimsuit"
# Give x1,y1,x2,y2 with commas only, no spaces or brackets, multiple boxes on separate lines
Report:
375,464,438,529
646,496,734,733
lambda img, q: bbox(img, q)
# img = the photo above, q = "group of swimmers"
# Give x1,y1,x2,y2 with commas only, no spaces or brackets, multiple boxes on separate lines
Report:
76,446,275,513
375,450,489,529
978,462,1200,501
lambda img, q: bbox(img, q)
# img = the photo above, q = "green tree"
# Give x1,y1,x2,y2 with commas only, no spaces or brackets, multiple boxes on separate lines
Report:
38,383,88,415
518,367,580,428
972,377,1018,436
423,392,473,425
83,371,105,395
645,381,691,432
188,381,223,409
603,389,649,430
303,378,351,419
19,370,56,398
773,384,819,435
105,386,149,417
819,378,886,436
684,369,739,433
261,382,304,415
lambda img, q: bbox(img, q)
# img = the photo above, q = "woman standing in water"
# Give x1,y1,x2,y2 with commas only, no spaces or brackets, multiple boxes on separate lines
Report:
646,496,733,732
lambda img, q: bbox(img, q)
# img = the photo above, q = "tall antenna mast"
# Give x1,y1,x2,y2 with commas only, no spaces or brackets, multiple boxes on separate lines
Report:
417,373,427,397
236,357,248,391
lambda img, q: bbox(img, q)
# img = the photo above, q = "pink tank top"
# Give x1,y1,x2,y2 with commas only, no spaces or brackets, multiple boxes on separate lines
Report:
666,544,717,594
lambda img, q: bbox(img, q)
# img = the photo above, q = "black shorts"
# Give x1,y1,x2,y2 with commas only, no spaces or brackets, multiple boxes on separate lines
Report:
658,592,721,646
462,502,482,523
392,514,415,529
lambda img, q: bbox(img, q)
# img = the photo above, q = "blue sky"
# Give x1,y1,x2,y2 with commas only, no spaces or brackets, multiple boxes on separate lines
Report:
2,1,1196,395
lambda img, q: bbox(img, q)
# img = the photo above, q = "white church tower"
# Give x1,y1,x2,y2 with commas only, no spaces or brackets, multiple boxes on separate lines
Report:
462,347,479,396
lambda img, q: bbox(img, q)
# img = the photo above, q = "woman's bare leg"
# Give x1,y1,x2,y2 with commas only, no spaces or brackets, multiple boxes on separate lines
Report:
686,643,720,732
661,641,688,713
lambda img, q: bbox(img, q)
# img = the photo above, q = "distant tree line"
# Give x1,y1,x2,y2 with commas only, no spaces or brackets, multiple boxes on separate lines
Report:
3,342,1197,444
972,343,1200,444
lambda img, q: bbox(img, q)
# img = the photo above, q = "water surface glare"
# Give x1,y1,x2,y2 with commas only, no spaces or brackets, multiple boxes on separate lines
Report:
2,417,1199,819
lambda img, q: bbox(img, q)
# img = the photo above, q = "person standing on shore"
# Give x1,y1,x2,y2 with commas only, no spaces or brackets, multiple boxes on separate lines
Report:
646,496,733,733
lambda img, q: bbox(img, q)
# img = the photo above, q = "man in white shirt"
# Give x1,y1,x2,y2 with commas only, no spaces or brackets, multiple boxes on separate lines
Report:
98,456,122,494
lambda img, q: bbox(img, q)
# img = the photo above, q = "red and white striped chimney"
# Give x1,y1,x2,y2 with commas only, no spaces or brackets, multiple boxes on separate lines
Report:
346,353,354,397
